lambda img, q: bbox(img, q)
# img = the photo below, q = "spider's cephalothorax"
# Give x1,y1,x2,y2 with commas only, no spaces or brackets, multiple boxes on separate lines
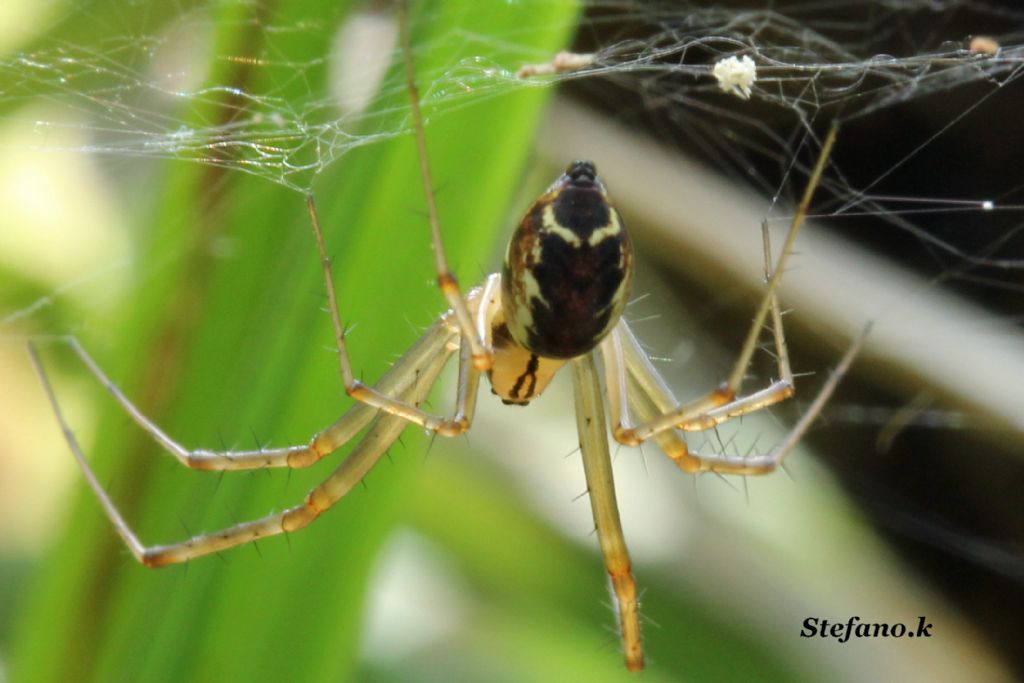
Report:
501,161,633,361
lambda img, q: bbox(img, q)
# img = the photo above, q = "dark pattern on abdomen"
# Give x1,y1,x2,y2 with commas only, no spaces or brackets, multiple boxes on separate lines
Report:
527,233,626,358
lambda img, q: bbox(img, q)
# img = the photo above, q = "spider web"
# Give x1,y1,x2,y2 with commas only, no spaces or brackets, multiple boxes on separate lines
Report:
2,3,569,190
2,1,1022,301
1,1,1019,184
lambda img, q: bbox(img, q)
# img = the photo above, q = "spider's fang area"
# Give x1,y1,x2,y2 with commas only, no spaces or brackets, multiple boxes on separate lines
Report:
508,352,540,401
501,161,633,360
487,320,563,405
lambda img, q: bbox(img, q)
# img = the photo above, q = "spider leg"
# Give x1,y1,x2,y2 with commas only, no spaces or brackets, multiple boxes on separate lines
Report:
672,324,867,474
658,221,796,431
572,353,643,672
610,319,794,441
297,5,494,437
602,324,695,468
722,124,836,395
306,195,488,438
399,0,491,371
602,321,719,443
607,321,869,474
608,125,838,445
28,324,453,567
31,315,458,472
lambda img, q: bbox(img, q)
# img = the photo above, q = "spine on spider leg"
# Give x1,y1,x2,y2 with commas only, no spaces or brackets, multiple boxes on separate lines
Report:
726,124,839,394
397,0,491,371
571,354,644,672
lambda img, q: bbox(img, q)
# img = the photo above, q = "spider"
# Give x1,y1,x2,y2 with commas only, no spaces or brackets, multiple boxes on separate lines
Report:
29,6,865,673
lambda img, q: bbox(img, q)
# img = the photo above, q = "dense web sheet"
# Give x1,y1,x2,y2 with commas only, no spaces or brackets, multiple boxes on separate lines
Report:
2,2,1021,187
3,4,572,189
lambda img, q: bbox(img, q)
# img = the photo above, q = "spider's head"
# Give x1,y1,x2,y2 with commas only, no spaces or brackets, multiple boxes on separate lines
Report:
565,160,597,186
498,160,633,361
552,159,606,198
542,160,614,235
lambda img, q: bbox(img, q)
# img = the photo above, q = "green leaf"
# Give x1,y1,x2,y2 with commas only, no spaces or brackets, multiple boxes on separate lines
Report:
9,2,580,681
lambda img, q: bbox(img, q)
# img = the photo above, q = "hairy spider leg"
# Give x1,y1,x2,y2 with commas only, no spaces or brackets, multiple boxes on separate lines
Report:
28,313,459,567
398,0,491,370
305,195,490,439
606,125,839,446
604,318,870,474
572,353,644,671
288,3,492,442
39,319,455,472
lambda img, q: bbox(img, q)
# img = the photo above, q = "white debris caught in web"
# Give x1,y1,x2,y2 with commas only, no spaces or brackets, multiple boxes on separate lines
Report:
712,55,757,99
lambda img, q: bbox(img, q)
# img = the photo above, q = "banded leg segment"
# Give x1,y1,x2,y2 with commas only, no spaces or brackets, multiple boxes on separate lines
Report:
37,315,458,472
29,325,455,567
307,195,484,439
299,5,492,435
609,125,838,445
571,354,643,672
398,1,491,371
604,320,870,474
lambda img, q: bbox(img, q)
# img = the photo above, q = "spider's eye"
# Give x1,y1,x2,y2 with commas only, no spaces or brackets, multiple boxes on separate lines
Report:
566,160,597,187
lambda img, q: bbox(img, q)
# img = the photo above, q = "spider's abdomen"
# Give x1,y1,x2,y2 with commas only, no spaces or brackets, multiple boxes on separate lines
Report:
501,161,633,359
